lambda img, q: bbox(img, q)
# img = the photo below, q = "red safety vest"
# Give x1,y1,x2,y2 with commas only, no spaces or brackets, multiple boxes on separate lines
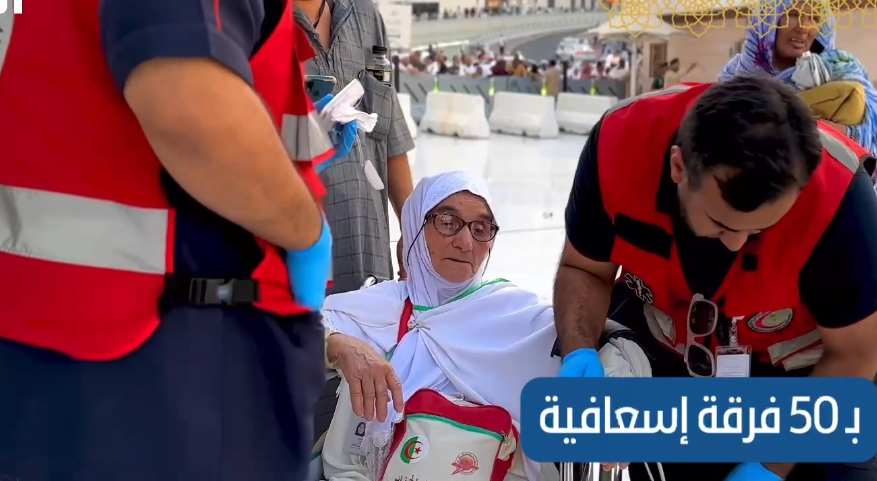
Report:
0,1,333,361
598,83,866,371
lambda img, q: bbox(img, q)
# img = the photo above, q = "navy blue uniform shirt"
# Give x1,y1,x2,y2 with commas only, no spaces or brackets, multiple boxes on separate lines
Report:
100,0,285,89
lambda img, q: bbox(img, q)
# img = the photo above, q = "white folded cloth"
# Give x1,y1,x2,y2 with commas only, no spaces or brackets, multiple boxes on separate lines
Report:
322,79,379,132
599,319,652,378
792,52,832,90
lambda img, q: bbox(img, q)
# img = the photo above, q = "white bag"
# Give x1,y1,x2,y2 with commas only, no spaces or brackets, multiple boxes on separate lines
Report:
380,389,519,481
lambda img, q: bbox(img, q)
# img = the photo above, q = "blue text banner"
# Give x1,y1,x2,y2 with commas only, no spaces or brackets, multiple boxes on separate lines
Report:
520,378,877,463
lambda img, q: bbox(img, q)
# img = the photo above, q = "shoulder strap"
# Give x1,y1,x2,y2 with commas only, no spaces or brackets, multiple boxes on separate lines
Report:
397,298,413,342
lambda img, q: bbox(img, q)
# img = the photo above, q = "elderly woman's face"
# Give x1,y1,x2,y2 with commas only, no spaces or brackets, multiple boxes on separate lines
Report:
424,191,496,283
775,2,821,64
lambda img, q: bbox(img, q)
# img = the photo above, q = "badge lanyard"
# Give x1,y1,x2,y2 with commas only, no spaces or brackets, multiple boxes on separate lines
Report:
715,316,752,378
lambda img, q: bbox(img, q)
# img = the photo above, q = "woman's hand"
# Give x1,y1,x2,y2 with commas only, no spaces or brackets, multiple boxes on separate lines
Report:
822,120,847,133
329,333,404,422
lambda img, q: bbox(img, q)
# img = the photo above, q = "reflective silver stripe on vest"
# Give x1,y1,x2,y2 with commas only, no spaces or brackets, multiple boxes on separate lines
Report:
281,111,335,162
604,84,692,117
782,346,823,371
768,329,820,366
0,184,168,274
819,129,859,173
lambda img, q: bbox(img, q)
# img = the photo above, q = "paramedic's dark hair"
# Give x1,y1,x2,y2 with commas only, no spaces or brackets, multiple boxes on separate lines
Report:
678,75,822,213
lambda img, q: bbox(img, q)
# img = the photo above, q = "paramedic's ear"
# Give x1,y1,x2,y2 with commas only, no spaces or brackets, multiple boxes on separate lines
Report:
669,146,687,185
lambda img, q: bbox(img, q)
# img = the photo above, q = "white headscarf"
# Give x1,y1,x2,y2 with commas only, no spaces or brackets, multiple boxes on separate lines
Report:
401,170,495,308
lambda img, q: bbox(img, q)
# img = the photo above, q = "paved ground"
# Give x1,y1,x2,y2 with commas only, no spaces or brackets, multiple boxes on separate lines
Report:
388,132,587,302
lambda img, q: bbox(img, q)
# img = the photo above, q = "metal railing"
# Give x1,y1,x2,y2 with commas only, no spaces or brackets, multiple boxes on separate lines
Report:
391,70,627,116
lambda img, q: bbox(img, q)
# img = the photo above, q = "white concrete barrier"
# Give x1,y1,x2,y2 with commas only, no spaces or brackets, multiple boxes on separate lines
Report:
555,93,618,135
420,92,490,139
488,92,558,138
396,92,417,139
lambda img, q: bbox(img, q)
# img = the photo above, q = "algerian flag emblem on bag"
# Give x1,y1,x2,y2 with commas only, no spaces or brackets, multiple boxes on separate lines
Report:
400,436,430,464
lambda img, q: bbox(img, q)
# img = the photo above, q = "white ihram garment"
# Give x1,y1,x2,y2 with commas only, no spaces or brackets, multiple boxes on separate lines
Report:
321,279,561,481
319,171,561,481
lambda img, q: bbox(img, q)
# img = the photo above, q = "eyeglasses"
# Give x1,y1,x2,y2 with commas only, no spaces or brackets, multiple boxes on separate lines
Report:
684,293,719,378
426,213,499,242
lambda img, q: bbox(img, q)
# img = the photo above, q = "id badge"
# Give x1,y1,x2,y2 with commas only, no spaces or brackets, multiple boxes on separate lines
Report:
343,418,368,455
715,345,752,378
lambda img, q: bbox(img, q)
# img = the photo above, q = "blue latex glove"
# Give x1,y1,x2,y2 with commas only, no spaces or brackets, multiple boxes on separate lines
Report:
286,217,333,311
314,94,359,171
313,94,334,112
558,348,605,378
725,463,782,481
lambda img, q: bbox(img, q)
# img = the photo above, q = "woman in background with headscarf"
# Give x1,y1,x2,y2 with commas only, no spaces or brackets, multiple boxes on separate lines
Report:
719,0,877,164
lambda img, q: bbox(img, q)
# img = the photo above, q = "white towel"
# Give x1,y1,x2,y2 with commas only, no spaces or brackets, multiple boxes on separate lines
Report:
599,319,652,378
792,52,832,90
321,79,378,132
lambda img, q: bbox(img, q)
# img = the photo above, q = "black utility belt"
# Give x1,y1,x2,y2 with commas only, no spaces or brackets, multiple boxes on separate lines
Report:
162,276,260,307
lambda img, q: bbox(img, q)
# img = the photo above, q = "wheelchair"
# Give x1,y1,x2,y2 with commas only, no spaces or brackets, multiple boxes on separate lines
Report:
312,275,623,481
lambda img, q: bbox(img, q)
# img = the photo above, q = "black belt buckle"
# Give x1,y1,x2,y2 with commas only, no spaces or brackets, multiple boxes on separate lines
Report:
188,278,259,306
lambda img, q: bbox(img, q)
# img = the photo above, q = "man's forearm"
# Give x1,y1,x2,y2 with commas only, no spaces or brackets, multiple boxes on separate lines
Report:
124,58,323,251
553,264,614,355
810,350,877,380
762,463,793,479
387,153,413,220
764,351,877,478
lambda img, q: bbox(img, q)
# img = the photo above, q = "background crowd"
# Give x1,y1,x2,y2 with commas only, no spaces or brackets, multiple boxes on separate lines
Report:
414,4,599,21
394,40,633,81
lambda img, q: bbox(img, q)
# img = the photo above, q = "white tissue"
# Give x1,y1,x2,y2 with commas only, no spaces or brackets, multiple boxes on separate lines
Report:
321,79,378,133
322,79,384,192
330,104,378,133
